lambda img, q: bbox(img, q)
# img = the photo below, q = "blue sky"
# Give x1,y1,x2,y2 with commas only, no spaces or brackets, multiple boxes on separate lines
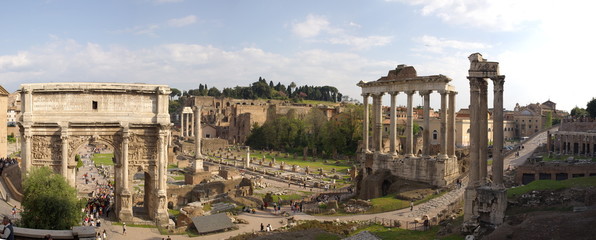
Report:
1,0,594,112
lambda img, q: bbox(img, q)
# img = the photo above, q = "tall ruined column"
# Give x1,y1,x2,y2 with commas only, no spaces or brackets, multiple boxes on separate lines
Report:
420,90,431,156
158,133,166,192
22,130,32,175
465,77,481,221
479,79,488,184
439,90,448,158
61,129,69,184
189,113,194,137
374,93,385,152
448,91,457,157
491,76,505,186
389,92,398,155
156,129,169,225
119,130,133,221
181,113,185,137
194,106,202,157
245,146,251,168
362,94,370,153
405,90,415,157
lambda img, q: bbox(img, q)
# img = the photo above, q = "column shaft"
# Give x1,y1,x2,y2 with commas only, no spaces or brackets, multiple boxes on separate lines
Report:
181,113,185,137
189,113,194,137
362,94,370,153
406,91,415,157
122,135,130,191
448,92,456,157
389,92,397,155
194,106,202,157
468,78,481,186
492,76,505,186
440,91,448,158
421,91,431,156
479,80,488,184
23,133,32,174
61,135,69,180
374,93,384,152
158,134,166,191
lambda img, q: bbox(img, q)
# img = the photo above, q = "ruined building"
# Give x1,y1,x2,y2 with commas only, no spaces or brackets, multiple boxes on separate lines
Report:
356,64,460,199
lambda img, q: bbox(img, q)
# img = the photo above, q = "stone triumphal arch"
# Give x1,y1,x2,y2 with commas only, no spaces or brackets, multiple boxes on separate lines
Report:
18,83,171,224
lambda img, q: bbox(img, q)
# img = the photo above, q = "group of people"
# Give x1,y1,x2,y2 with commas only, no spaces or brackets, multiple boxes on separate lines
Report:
0,157,17,175
260,223,273,232
82,183,113,227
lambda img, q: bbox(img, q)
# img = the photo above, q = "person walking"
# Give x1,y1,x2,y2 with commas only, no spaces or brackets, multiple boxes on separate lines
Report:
122,222,127,235
410,201,414,211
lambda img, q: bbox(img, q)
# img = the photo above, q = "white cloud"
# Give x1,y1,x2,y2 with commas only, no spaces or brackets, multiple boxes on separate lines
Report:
167,15,197,27
329,35,393,50
291,14,331,38
390,0,546,31
412,35,491,54
0,39,393,100
292,15,392,49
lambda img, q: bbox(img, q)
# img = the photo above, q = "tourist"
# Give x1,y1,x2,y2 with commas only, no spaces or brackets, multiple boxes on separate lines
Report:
96,232,102,240
1,216,14,240
266,223,272,232
167,235,172,240
410,201,414,211
123,222,126,235
260,223,264,231
102,230,107,240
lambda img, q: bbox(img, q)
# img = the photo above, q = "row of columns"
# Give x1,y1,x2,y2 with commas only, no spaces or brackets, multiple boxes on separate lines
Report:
361,90,457,158
467,76,505,188
554,132,596,156
180,111,194,137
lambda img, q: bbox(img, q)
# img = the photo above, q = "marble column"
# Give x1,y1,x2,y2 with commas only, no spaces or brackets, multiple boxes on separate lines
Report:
158,134,166,191
389,92,398,155
405,90,415,157
479,79,488,184
362,94,370,153
439,90,448,158
374,93,384,152
189,113,194,137
181,113,185,137
122,134,130,191
362,93,370,153
61,132,69,182
245,146,251,168
468,77,481,186
23,131,32,175
194,106,202,157
420,90,431,156
491,76,505,186
448,91,457,157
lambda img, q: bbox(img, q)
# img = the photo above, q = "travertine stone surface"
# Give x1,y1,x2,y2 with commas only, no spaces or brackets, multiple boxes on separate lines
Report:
18,82,171,226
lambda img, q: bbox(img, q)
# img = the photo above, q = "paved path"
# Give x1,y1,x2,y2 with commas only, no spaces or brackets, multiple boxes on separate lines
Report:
504,127,557,169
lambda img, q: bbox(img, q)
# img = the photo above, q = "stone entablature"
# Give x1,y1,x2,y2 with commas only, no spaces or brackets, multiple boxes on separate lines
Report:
18,82,171,226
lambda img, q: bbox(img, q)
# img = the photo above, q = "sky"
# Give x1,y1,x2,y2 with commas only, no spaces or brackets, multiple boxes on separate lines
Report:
1,0,595,112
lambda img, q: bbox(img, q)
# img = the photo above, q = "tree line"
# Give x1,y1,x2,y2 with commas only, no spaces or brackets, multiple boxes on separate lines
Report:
169,77,343,102
245,105,363,157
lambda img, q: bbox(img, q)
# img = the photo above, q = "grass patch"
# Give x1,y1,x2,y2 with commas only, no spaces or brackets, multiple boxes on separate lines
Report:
172,175,185,181
507,176,596,198
249,153,350,172
168,209,180,216
203,203,212,212
272,193,304,202
168,164,178,169
92,153,114,166
366,191,446,214
355,224,463,240
542,155,596,162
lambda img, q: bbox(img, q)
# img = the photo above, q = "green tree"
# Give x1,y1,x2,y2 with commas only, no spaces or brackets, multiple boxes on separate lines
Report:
169,88,182,100
21,167,84,230
571,106,588,117
544,111,553,128
586,98,596,118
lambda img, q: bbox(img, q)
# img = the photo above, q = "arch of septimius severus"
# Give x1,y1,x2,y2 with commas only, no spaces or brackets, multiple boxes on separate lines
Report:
18,83,171,225
357,64,459,199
